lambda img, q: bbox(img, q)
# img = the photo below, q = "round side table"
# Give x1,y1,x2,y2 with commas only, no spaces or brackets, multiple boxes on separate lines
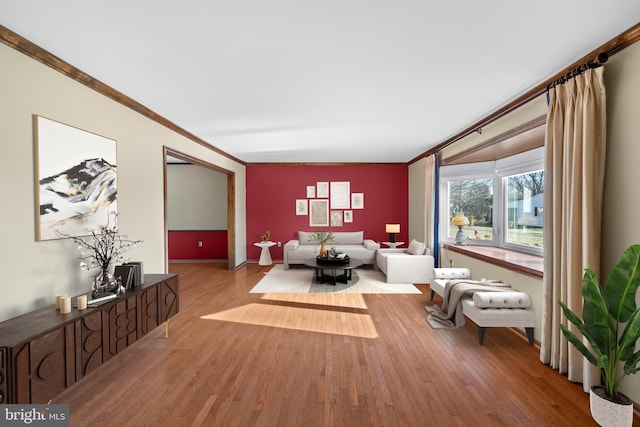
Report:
254,241,277,265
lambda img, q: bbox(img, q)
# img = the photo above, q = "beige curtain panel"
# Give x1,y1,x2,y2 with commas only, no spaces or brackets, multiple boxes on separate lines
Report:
424,154,436,253
540,67,607,392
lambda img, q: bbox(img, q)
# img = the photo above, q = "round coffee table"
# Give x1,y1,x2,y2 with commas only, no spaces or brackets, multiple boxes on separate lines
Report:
304,257,364,285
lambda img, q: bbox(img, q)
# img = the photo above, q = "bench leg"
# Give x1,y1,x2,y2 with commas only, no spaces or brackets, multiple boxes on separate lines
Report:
430,290,435,301
478,327,487,345
525,327,534,346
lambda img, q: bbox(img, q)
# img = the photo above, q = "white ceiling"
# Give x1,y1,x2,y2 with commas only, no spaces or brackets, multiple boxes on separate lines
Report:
1,2,639,163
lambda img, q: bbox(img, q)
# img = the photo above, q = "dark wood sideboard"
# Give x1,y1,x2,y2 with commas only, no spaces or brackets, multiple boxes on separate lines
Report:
0,274,179,404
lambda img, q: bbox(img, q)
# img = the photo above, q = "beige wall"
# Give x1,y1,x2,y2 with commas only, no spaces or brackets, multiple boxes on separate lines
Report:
408,156,427,244
167,164,228,230
0,43,246,322
409,40,640,402
602,39,640,402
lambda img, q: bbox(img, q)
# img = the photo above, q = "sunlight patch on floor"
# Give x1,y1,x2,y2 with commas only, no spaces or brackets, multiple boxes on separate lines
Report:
259,292,368,309
202,303,378,338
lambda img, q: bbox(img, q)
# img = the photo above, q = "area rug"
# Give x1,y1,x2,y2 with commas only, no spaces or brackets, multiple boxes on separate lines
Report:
249,264,422,294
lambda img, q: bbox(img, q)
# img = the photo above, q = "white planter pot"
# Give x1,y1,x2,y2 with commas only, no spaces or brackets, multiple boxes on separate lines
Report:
590,386,633,427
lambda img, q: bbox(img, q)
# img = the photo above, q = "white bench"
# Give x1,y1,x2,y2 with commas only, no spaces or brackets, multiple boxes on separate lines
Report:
430,268,535,345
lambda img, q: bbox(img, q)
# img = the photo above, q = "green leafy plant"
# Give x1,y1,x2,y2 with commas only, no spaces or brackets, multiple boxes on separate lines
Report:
309,229,334,244
559,244,640,401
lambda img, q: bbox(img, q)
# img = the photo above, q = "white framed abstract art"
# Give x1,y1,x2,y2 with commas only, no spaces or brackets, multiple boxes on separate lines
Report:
34,115,117,241
309,199,329,227
351,193,364,209
296,199,308,215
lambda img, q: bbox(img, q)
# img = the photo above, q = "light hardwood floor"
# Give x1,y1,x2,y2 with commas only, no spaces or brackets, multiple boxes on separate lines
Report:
55,262,601,426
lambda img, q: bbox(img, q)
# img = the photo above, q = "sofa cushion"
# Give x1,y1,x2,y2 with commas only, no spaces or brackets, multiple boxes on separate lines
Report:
472,291,532,309
298,231,364,245
332,231,364,245
407,239,426,255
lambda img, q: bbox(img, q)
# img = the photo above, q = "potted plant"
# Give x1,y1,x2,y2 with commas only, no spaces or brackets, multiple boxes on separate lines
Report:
309,229,334,258
559,244,640,427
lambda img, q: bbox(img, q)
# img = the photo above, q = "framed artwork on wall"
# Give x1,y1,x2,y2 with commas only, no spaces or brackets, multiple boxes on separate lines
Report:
34,115,117,241
330,181,350,209
306,185,315,198
331,210,343,227
351,193,364,209
344,210,353,223
317,182,329,198
309,199,329,226
296,199,308,215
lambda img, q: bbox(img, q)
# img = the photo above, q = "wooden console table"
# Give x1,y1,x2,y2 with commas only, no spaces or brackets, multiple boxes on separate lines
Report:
0,274,179,404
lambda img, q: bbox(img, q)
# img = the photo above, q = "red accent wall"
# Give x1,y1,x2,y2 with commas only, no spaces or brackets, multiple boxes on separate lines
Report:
246,164,408,261
168,231,228,260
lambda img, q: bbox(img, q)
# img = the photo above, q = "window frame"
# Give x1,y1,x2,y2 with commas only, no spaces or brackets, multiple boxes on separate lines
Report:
439,147,544,256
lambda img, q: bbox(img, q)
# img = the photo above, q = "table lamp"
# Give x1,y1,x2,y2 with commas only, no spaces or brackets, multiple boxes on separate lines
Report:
451,213,469,245
385,224,400,243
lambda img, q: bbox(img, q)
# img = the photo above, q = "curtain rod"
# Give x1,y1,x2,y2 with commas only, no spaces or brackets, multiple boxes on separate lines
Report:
410,23,640,165
546,52,608,90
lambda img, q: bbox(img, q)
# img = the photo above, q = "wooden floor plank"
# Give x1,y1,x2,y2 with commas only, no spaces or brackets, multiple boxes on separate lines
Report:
51,262,604,426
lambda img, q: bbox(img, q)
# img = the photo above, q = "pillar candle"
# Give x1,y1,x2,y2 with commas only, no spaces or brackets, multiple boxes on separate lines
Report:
56,294,69,310
60,296,72,314
76,295,87,311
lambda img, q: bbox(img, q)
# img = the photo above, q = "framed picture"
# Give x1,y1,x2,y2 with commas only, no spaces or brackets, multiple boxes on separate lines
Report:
35,116,117,240
331,210,343,227
344,210,353,223
316,182,329,198
351,193,364,209
330,181,350,209
309,199,329,226
296,199,308,215
306,185,315,198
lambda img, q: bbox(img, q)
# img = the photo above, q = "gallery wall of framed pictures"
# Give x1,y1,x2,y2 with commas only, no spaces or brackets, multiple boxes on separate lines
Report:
246,163,409,260
296,181,364,227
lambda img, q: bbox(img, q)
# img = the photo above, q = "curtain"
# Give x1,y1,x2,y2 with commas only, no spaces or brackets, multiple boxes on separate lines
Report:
540,67,607,392
424,154,437,258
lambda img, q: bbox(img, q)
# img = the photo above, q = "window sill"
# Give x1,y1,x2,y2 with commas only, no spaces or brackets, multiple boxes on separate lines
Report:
442,243,543,279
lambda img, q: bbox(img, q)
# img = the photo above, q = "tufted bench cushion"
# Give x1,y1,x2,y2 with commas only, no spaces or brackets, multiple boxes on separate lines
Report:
430,267,471,300
461,298,536,345
429,267,535,345
472,291,532,309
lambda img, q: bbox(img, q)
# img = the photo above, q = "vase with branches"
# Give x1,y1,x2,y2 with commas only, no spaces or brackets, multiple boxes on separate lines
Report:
309,229,334,258
60,214,142,296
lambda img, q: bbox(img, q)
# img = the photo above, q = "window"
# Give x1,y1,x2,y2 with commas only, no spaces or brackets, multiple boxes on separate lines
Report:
439,148,544,255
447,178,493,241
505,170,544,250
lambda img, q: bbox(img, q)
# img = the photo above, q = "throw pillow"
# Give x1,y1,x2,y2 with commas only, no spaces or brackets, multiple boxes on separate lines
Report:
407,239,425,255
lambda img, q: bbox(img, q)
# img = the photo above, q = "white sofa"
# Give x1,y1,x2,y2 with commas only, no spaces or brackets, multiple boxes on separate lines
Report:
283,231,379,269
429,267,535,345
376,239,434,284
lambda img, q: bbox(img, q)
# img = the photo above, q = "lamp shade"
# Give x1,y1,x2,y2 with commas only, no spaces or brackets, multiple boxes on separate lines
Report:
385,224,400,233
451,213,470,227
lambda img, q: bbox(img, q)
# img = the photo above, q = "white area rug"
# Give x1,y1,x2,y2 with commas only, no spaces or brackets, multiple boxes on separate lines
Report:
250,264,422,294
